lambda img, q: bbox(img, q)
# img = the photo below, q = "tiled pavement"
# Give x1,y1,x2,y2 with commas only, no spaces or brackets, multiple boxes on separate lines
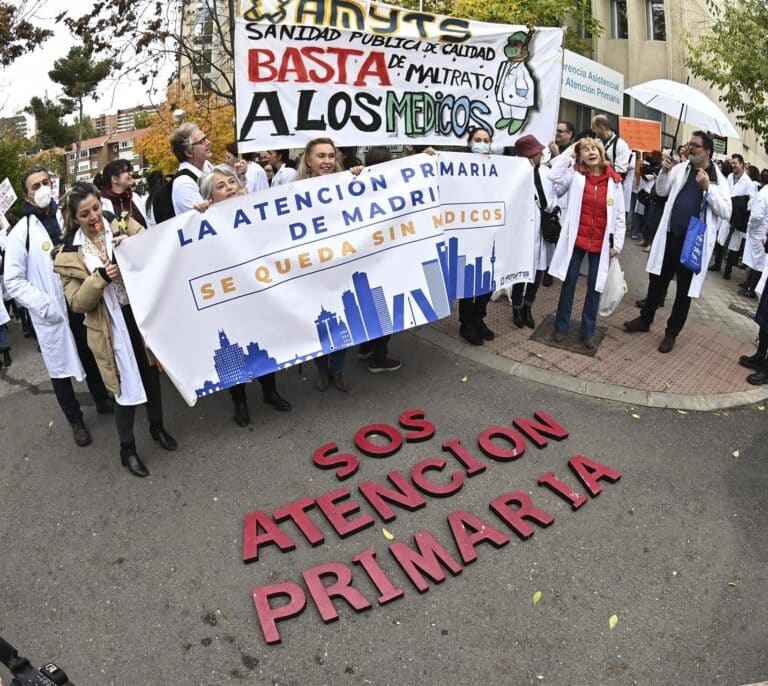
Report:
419,230,768,410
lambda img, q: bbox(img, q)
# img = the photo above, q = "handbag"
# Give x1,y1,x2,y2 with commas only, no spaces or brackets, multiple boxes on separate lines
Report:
599,258,626,317
637,189,652,206
680,197,708,274
534,166,561,244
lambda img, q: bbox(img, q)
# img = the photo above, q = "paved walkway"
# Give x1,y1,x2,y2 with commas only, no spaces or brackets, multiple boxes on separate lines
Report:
421,229,768,410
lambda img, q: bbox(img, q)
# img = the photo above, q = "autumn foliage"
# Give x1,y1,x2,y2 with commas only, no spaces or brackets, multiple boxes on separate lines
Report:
135,91,236,175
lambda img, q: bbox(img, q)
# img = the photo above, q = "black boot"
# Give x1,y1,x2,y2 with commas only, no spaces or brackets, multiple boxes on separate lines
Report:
1,347,10,368
477,319,495,341
521,304,535,329
708,244,723,271
233,397,250,427
149,420,178,451
740,334,768,370
120,441,149,477
459,322,484,346
512,307,525,328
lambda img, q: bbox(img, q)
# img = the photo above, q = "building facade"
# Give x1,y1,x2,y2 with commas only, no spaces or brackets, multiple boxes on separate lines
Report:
66,128,149,183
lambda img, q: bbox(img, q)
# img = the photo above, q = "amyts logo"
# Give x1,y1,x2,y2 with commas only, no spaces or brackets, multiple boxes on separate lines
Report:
243,0,290,23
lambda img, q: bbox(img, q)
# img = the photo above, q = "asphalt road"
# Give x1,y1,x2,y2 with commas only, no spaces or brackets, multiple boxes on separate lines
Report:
0,328,766,685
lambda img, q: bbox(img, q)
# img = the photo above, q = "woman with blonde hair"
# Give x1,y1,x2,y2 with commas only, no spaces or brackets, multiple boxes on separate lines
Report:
548,137,625,349
54,182,177,477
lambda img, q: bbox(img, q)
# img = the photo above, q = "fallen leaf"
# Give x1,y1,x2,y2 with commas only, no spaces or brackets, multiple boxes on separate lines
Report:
631,413,640,419
532,590,542,605
382,528,395,540
732,450,740,458
758,404,765,411
712,411,722,416
664,382,672,389
727,581,737,587
47,420,54,428
676,409,688,415
609,614,618,630
460,376,468,382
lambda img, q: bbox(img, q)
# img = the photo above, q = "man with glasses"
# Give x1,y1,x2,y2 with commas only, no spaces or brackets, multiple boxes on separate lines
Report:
169,123,214,216
624,132,731,352
4,166,114,446
548,121,575,158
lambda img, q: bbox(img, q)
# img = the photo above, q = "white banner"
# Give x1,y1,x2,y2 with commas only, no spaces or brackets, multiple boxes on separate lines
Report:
235,0,564,149
561,49,624,116
118,154,534,405
0,178,17,215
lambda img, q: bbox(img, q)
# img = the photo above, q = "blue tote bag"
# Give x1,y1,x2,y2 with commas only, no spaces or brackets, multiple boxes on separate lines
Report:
680,196,708,273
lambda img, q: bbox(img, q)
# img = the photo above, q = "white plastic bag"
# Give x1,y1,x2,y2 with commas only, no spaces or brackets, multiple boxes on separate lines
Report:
599,258,626,317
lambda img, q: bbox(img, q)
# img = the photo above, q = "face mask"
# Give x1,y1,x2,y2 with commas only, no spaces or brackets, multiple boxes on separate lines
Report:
33,185,52,209
471,142,491,154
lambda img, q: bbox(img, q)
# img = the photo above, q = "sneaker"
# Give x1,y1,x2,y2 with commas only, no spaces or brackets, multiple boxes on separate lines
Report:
357,349,373,360
747,369,768,385
552,329,567,343
581,336,595,350
630,233,640,240
738,287,757,299
658,334,676,353
623,316,650,333
369,358,402,373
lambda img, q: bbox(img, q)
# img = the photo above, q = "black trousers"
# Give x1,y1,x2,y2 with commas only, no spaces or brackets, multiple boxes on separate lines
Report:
229,373,277,404
458,293,491,325
358,335,391,363
640,233,695,337
114,305,163,445
50,308,110,425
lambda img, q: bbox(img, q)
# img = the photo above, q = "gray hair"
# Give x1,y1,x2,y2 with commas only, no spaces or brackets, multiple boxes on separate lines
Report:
198,164,244,201
170,123,200,163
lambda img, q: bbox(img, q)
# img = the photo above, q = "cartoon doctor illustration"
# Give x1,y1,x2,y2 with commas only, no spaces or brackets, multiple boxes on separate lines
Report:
494,29,536,135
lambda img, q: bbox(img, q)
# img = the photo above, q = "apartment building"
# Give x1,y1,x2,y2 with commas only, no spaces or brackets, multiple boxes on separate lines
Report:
67,129,149,183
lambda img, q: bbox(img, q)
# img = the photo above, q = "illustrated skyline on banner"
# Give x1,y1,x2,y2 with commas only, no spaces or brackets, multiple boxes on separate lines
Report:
195,241,455,396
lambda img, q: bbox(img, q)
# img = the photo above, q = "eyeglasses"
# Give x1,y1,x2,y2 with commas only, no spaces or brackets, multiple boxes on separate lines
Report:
191,136,209,146
556,129,569,134
687,142,703,149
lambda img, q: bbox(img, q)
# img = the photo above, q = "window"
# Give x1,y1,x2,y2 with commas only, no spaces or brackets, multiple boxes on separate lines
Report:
69,152,76,160
80,149,89,158
119,140,132,149
610,0,628,39
77,161,90,172
646,0,666,40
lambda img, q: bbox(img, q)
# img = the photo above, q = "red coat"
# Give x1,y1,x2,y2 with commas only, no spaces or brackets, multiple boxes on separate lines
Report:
574,165,623,253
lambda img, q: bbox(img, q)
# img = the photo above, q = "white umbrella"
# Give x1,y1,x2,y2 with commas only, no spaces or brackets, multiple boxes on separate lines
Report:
623,78,740,140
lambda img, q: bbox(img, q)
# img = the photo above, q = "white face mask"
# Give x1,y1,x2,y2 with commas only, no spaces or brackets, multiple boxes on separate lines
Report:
470,142,491,154
33,185,52,209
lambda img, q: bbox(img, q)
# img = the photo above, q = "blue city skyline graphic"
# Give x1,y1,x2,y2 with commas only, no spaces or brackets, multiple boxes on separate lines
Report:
445,235,496,301
195,242,456,397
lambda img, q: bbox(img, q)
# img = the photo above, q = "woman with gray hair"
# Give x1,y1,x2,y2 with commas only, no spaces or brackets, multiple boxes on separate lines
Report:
197,165,292,426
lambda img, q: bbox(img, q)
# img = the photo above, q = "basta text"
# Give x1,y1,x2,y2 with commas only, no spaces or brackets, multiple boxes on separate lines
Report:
243,409,622,644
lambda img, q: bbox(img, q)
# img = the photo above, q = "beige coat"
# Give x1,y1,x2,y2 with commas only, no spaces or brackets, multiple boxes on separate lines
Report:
53,215,149,395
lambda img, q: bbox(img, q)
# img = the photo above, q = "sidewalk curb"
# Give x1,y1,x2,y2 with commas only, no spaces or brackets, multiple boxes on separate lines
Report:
413,326,768,411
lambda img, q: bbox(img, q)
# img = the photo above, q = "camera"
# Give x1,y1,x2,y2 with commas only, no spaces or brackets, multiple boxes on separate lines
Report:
0,637,75,686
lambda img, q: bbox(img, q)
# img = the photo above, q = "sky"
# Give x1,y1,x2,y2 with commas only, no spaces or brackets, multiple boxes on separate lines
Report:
0,0,174,120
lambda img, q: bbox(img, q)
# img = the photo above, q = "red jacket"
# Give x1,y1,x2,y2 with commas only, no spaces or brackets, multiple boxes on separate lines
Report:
574,164,622,253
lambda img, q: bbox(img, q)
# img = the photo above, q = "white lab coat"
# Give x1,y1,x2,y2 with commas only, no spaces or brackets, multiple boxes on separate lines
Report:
73,228,147,406
3,214,85,380
723,172,757,250
271,164,297,187
648,162,731,298
101,196,149,228
245,161,269,194
548,154,626,294
604,134,631,176
172,160,213,216
743,185,768,272
495,61,534,118
0,230,8,326
533,164,557,271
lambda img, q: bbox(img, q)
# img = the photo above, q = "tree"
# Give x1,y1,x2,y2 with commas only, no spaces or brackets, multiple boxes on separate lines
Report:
0,129,29,212
25,96,75,150
48,45,113,159
65,0,236,104
449,0,601,53
135,90,235,176
0,0,53,66
686,0,768,150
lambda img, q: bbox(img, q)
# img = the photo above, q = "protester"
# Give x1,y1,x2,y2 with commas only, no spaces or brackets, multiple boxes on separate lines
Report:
264,163,274,185
591,114,631,178
739,180,768,298
0,228,13,366
225,142,248,183
169,123,215,215
355,146,401,373
547,121,575,158
295,138,352,391
265,150,297,186
144,170,166,226
739,233,768,385
197,164,292,426
624,132,731,353
548,137,625,349
54,182,177,477
511,134,555,329
4,166,114,447
96,159,149,228
458,126,497,346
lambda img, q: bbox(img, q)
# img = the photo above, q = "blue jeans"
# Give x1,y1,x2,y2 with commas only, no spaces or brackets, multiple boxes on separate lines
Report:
0,324,7,350
315,350,346,374
555,248,601,339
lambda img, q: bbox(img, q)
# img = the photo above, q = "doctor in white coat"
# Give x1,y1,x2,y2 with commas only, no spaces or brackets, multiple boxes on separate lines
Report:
624,131,731,352
4,167,114,446
97,158,149,228
740,184,768,297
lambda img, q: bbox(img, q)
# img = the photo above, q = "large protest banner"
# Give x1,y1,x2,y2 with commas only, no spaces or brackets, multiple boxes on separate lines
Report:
234,0,564,149
118,154,534,405
437,151,534,299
